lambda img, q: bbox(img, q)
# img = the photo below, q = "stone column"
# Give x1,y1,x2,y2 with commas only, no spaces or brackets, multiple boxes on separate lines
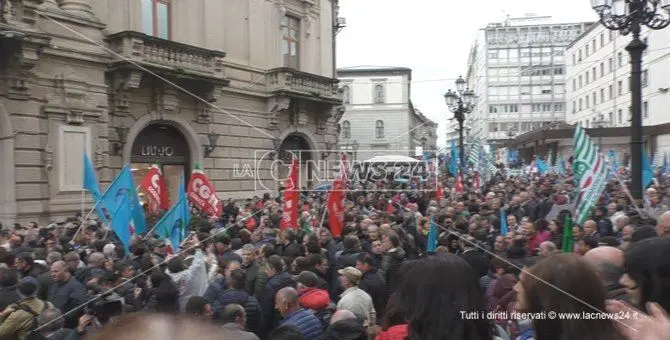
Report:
59,0,93,17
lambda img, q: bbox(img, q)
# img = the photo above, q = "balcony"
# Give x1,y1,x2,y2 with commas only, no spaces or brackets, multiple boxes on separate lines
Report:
266,68,341,105
106,31,229,87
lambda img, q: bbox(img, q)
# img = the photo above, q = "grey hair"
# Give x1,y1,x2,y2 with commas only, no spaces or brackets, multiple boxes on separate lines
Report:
46,251,63,265
37,308,64,334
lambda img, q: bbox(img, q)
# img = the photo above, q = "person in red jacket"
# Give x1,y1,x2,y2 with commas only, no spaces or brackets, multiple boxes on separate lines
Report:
293,271,335,330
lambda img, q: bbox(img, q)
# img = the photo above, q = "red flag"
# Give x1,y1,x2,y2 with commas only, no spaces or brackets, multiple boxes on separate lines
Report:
281,156,300,231
187,163,222,217
455,174,464,193
327,154,347,237
436,184,444,201
139,164,169,215
386,200,395,214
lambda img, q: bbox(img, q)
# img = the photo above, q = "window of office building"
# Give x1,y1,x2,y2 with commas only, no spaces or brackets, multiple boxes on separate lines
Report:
281,16,300,69
608,58,613,72
600,63,605,77
373,84,385,104
618,52,623,67
643,101,649,119
592,67,597,80
600,33,604,47
642,70,648,87
375,120,385,138
600,88,605,103
609,84,613,99
593,92,597,106
618,80,623,95
141,0,171,39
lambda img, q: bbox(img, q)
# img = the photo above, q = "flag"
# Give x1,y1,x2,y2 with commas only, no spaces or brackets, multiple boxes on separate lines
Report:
99,165,146,235
562,215,573,253
187,163,222,217
426,217,438,253
449,140,459,176
642,148,654,188
83,153,107,223
386,200,395,214
536,156,548,175
572,126,609,225
139,163,170,214
436,184,444,201
281,155,300,231
468,141,481,167
154,175,190,253
454,173,464,193
558,158,567,176
500,210,508,236
111,193,133,252
327,154,347,237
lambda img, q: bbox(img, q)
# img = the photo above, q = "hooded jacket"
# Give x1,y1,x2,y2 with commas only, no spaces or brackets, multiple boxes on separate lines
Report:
325,318,367,340
380,248,406,298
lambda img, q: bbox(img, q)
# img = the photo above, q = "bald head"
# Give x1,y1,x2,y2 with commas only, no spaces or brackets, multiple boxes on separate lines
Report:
583,246,625,287
276,287,299,306
657,211,670,237
331,309,357,325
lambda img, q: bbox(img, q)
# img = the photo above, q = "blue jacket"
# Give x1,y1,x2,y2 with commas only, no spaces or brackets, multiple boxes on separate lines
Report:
261,272,294,333
280,308,324,340
214,288,263,333
204,277,226,310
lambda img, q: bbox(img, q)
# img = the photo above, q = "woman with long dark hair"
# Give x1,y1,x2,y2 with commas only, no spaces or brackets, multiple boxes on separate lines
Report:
619,236,670,312
514,253,623,340
395,254,494,340
144,272,180,314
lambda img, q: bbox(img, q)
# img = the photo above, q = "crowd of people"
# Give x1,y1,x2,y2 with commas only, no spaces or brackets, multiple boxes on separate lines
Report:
0,165,669,340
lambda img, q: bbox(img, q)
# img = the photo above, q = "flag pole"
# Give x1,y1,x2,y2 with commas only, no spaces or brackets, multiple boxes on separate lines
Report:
80,189,85,222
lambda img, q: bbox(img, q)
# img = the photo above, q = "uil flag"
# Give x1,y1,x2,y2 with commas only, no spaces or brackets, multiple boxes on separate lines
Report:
154,175,190,253
139,164,170,215
98,165,145,249
327,154,347,237
187,163,222,217
83,153,107,223
455,173,464,193
281,155,300,231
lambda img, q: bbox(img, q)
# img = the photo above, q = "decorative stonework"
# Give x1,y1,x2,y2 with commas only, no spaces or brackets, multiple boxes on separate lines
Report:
268,96,291,129
58,0,94,17
109,70,142,116
44,141,53,171
195,84,223,124
154,86,179,115
94,140,103,169
43,74,103,124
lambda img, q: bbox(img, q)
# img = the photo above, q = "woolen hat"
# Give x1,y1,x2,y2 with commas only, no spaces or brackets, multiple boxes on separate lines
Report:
17,277,38,296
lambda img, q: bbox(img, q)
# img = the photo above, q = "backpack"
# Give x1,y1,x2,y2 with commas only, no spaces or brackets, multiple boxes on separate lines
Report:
12,302,47,340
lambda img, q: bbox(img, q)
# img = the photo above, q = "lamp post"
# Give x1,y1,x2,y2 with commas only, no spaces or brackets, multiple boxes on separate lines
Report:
590,0,670,202
444,76,475,174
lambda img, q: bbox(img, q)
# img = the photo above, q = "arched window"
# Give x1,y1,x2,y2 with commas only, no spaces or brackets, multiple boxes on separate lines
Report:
375,120,384,139
342,120,351,139
342,85,351,104
374,84,385,104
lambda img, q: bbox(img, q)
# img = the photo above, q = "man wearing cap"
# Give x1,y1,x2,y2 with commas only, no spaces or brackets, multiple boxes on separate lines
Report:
0,277,55,339
293,271,334,330
336,267,376,327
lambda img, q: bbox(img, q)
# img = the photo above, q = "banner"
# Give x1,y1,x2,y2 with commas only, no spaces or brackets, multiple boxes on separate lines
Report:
281,155,300,231
187,163,222,217
139,164,169,215
327,154,347,237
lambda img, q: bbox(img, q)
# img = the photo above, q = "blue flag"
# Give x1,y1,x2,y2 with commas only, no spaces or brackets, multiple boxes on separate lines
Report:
663,154,670,175
426,217,438,253
642,149,654,188
83,153,107,223
111,193,133,252
154,176,190,251
536,156,548,175
500,210,508,236
449,140,459,176
99,165,146,235
558,158,567,176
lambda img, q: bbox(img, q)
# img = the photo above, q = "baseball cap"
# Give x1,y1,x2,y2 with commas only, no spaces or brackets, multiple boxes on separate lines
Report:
291,271,318,288
337,267,362,284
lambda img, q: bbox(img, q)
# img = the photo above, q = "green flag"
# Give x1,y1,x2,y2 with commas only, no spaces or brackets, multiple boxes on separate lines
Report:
562,216,573,253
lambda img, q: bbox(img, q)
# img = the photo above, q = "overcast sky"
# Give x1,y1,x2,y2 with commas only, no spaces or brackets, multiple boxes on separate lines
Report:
336,0,597,148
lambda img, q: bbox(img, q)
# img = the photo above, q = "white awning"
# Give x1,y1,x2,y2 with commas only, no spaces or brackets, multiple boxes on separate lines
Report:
362,155,421,163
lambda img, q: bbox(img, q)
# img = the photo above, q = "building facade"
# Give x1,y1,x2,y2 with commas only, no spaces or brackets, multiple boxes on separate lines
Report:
565,22,670,154
0,0,343,224
336,66,437,161
462,15,592,145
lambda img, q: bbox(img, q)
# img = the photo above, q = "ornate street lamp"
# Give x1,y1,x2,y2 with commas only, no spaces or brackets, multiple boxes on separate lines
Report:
444,76,475,174
590,0,670,202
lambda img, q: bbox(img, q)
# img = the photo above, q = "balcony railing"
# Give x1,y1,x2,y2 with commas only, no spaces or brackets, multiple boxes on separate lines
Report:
106,31,226,80
266,68,341,104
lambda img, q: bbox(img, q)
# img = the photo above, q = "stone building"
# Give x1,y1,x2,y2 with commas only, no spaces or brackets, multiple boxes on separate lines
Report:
0,0,343,224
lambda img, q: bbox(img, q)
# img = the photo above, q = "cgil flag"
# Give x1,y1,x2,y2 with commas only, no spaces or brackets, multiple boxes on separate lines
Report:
327,154,348,237
281,155,300,231
187,163,222,217
83,153,107,223
572,126,609,225
139,163,170,215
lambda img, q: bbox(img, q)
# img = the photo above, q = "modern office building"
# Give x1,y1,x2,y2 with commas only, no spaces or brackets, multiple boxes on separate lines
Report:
460,15,593,145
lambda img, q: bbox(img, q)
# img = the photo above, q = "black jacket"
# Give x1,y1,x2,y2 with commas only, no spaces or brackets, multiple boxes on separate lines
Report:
215,288,263,333
380,248,406,299
359,268,386,324
460,249,489,280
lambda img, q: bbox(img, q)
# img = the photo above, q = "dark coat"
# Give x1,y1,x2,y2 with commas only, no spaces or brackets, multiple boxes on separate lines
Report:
380,248,406,298
242,262,260,296
280,308,324,340
261,272,294,334
214,288,263,333
358,268,386,324
460,249,489,280
0,287,20,312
